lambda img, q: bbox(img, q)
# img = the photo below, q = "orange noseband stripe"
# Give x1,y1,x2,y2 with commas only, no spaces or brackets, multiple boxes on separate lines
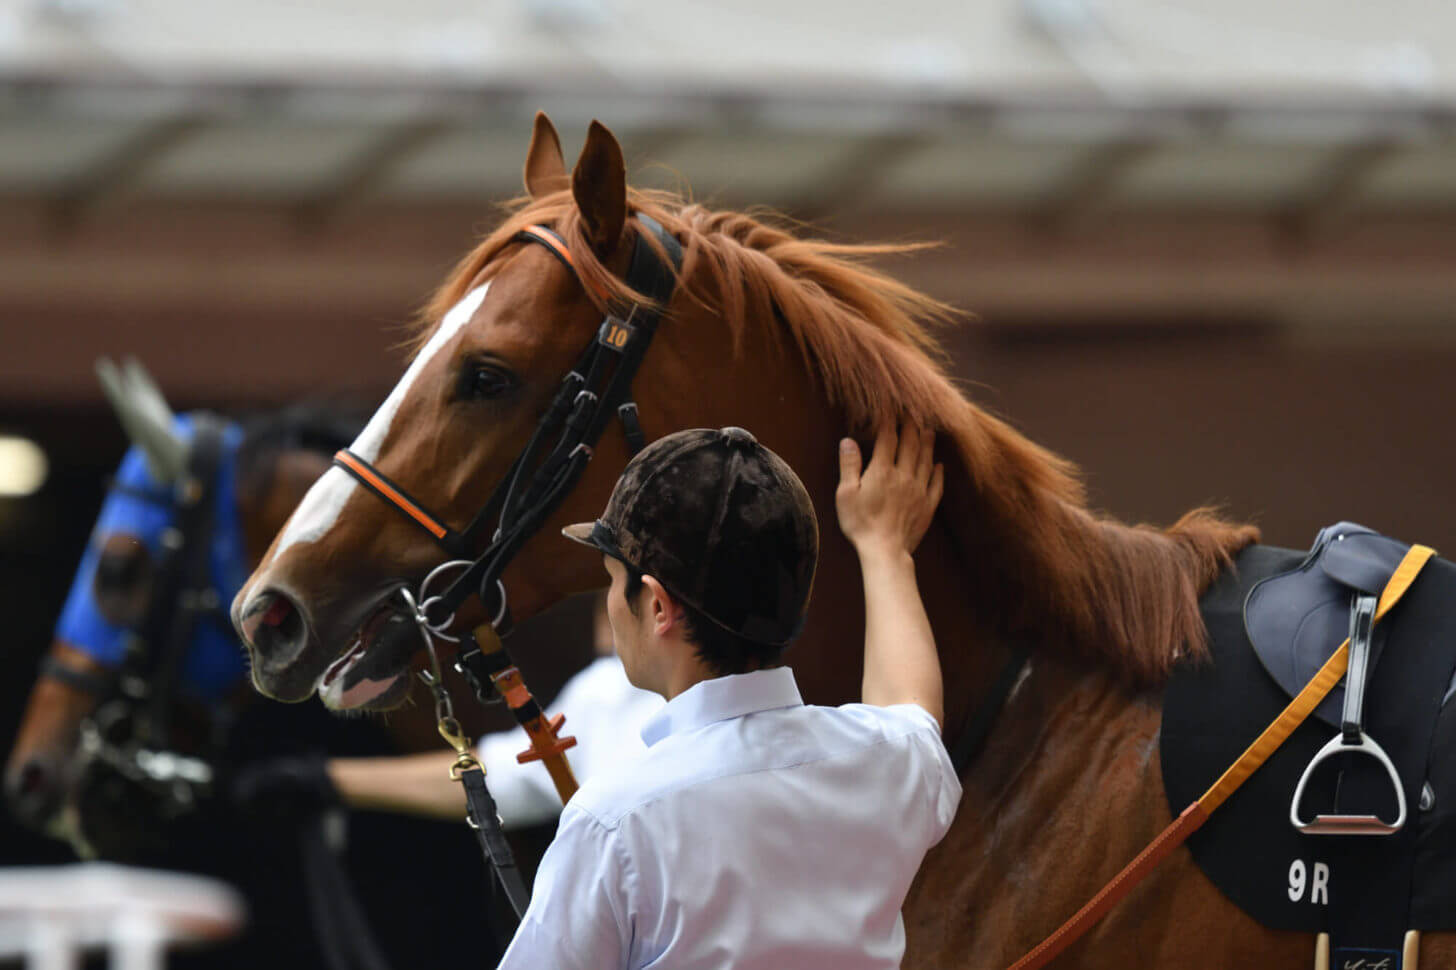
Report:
333,450,449,541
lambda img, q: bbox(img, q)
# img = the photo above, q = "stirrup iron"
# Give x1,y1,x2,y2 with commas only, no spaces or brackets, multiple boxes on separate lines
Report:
1291,594,1406,835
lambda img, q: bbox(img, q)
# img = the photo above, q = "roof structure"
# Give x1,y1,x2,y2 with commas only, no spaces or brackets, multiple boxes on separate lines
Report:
3,0,1455,403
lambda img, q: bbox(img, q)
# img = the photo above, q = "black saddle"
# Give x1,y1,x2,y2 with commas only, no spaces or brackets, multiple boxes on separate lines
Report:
1245,522,1439,729
1162,523,1456,961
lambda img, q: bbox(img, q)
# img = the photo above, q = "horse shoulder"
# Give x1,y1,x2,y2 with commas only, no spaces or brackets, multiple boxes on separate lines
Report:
903,660,1311,967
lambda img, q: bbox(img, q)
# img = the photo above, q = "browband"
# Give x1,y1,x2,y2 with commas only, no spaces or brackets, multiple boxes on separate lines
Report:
331,215,683,621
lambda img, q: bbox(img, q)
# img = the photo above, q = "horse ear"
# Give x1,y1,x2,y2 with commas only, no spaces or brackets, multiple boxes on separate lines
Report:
94,356,188,484
523,112,568,198
572,120,627,255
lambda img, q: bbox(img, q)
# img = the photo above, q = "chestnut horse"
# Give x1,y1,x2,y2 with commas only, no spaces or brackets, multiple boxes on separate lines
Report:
232,115,1456,966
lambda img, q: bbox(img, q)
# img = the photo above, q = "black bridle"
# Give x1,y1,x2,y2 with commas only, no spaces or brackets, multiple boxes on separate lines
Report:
328,215,681,928
332,215,682,637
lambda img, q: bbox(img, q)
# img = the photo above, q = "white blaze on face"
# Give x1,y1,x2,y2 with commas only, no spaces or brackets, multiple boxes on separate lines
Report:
271,283,490,559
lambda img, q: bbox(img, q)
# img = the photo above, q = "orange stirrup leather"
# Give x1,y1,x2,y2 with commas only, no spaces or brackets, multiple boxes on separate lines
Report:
1007,543,1435,970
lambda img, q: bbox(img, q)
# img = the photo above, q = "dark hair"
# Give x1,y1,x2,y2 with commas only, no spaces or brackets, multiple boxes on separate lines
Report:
235,402,366,497
622,564,785,677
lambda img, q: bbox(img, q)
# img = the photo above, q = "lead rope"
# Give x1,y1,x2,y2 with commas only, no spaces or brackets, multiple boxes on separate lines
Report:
398,590,533,920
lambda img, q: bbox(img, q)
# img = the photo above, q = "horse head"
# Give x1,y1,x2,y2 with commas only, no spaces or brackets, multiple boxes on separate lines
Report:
4,362,347,846
233,115,840,711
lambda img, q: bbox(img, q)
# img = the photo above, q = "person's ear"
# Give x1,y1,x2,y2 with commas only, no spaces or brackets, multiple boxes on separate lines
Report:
641,575,682,637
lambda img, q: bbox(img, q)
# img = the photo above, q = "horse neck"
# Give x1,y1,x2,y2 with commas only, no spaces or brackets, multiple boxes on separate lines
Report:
691,344,1008,732
774,394,1250,738
650,254,1248,717
935,406,1258,686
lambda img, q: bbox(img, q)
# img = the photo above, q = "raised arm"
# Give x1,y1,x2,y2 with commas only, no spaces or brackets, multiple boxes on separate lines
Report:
835,424,946,730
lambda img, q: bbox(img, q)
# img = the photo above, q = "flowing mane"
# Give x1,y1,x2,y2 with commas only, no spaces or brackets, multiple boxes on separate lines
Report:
416,189,1259,684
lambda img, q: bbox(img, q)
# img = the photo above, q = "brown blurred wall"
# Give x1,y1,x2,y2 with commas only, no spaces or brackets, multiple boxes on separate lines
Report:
3,198,1454,553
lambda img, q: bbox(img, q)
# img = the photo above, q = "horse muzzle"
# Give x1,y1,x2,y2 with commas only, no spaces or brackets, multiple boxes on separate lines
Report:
4,751,66,833
235,585,420,710
234,587,323,703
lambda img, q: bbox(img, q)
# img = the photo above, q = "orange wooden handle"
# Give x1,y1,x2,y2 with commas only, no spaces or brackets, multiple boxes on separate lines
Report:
515,713,579,802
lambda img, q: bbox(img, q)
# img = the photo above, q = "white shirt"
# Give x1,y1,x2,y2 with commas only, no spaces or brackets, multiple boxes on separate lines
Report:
477,656,664,829
497,667,961,970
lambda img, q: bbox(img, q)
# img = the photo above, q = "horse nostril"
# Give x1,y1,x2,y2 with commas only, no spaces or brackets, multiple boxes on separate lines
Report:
17,760,48,796
241,590,309,662
5,759,59,829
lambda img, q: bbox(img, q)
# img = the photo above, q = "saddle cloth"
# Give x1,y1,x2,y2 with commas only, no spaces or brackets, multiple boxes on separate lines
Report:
1161,525,1456,938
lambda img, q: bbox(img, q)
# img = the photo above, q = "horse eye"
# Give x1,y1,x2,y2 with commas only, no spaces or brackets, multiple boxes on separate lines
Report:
464,362,516,400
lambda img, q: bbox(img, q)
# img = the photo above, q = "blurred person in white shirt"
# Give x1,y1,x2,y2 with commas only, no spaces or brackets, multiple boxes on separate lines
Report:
323,593,662,826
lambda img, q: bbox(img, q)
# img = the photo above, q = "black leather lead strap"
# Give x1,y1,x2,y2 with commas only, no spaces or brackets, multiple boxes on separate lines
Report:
1342,595,1378,745
459,765,531,919
951,649,1029,776
454,642,550,725
453,640,512,705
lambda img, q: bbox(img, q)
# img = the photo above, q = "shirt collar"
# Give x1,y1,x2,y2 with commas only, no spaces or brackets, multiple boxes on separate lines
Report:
640,667,804,747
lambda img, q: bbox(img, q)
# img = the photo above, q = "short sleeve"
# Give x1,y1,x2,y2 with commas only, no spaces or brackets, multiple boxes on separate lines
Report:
878,703,963,839
496,807,632,970
910,720,962,836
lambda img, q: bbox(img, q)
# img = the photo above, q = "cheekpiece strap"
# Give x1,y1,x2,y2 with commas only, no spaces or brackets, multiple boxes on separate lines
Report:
428,214,685,622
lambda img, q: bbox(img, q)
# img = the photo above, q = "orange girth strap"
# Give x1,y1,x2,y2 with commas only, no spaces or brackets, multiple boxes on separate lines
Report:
1006,543,1436,970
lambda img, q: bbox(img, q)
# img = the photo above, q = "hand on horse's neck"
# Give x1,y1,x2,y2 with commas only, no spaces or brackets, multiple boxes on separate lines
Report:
787,455,1010,737
903,516,1020,741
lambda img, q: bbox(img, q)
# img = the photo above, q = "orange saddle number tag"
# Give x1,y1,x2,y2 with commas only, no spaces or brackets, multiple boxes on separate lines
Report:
599,318,635,350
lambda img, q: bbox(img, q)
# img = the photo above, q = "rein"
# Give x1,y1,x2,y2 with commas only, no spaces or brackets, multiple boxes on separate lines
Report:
331,215,683,918
1006,543,1435,970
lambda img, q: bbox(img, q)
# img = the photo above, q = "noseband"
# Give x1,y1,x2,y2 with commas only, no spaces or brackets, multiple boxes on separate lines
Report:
331,215,683,636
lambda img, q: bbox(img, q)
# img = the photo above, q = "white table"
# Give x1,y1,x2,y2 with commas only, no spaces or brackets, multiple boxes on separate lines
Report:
0,864,245,970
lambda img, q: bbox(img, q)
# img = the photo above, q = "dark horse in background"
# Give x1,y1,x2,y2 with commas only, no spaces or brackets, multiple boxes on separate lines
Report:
4,358,364,854
233,115,1456,967
1,360,531,969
